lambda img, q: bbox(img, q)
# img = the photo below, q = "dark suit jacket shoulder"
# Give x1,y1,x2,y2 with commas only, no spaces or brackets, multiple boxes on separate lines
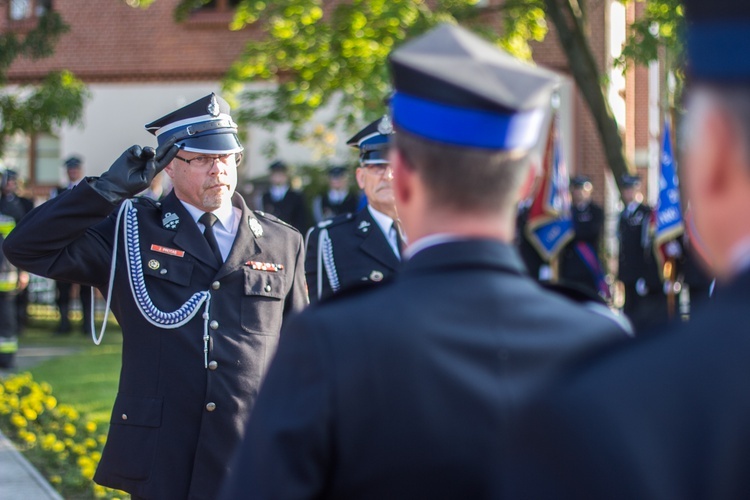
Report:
221,239,629,499
509,270,750,500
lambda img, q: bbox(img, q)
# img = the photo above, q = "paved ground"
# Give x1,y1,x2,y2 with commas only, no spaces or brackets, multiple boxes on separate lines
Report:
0,345,81,499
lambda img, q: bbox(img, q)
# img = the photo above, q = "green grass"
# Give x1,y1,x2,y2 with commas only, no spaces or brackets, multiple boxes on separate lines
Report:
20,314,123,425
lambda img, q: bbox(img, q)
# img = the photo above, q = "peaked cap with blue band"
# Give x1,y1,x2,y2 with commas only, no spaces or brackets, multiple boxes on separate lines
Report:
145,93,243,155
346,115,395,165
683,0,750,84
388,23,559,151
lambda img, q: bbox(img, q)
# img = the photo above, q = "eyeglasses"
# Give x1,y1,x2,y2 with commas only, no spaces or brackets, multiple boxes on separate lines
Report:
363,163,392,176
175,152,243,168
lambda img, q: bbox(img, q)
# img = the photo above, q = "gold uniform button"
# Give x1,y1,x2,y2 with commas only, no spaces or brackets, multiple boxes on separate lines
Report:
212,281,221,290
121,414,128,421
210,320,219,330
264,284,272,292
206,402,216,412
208,360,218,370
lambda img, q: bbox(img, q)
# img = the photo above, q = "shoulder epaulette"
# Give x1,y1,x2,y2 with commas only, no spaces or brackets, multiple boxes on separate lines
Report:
253,210,299,232
317,212,355,230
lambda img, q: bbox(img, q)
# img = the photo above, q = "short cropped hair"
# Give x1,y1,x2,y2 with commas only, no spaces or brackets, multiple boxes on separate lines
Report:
392,127,532,213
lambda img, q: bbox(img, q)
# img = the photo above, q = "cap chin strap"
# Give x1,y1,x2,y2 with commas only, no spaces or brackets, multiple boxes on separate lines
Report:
92,199,213,369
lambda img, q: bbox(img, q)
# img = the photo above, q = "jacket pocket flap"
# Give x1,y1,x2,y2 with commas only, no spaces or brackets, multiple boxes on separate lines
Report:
244,267,286,300
110,394,163,428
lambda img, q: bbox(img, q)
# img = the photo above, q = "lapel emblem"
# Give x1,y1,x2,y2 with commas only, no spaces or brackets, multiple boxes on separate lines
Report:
358,220,371,233
369,270,384,282
249,217,263,238
162,212,180,230
148,259,160,270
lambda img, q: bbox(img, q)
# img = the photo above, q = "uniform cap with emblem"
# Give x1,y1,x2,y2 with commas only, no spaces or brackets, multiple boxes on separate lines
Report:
64,156,83,170
346,115,394,165
145,93,243,155
682,0,750,85
388,23,559,151
328,165,348,177
621,174,641,188
571,175,592,190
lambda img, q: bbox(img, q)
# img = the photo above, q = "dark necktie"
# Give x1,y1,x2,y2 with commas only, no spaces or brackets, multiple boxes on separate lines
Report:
199,212,223,266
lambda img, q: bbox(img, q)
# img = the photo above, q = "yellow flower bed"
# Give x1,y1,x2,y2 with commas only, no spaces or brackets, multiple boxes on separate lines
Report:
0,372,127,499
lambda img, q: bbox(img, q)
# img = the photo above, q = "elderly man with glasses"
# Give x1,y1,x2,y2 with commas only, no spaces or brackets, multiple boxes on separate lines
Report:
305,115,404,304
3,93,307,500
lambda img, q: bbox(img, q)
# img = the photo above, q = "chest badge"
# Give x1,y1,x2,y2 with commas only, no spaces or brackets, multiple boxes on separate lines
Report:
162,212,180,230
358,220,371,233
369,270,384,282
249,217,263,238
148,259,160,270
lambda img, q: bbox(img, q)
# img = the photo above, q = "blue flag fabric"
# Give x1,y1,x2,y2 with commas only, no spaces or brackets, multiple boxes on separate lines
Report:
525,123,574,262
654,120,684,250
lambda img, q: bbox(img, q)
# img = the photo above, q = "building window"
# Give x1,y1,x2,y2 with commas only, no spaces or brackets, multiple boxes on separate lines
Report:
5,133,61,188
9,0,51,21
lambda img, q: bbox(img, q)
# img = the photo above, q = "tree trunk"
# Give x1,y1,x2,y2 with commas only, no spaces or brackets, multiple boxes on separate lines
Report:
544,0,632,196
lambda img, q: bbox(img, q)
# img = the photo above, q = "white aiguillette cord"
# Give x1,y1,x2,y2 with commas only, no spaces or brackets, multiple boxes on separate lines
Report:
90,199,213,368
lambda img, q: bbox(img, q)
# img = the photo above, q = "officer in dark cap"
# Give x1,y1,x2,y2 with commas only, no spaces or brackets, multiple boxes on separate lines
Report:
304,116,403,304
311,164,360,223
50,156,94,335
507,2,750,498
3,93,307,499
261,159,310,233
220,24,629,499
616,173,667,332
559,174,607,299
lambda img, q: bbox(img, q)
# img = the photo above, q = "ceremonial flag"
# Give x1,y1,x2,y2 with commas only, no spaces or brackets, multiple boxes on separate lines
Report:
525,120,574,262
653,119,684,269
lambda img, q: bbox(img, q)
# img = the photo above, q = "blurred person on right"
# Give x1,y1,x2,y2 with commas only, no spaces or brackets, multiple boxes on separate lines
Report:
219,23,629,500
507,2,750,499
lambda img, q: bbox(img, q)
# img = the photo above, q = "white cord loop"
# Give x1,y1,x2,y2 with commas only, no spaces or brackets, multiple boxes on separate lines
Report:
92,199,212,368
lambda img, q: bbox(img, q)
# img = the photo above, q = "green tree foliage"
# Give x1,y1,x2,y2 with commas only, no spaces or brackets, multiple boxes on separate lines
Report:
215,0,548,140
0,8,88,155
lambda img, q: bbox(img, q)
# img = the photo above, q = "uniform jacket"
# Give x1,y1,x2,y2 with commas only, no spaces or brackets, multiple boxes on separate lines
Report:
261,187,310,234
3,182,307,499
618,202,661,288
560,202,605,296
508,269,750,500
305,207,401,304
219,239,629,500
311,191,360,223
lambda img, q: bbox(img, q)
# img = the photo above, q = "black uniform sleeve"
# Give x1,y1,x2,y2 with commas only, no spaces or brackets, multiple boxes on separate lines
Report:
3,181,117,288
284,229,310,314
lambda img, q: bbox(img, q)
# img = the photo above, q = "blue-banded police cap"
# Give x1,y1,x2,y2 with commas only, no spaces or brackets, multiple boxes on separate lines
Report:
346,115,394,165
388,23,559,151
145,93,243,155
621,174,641,188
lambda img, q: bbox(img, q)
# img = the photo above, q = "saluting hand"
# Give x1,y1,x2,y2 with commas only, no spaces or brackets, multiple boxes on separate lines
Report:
92,143,181,204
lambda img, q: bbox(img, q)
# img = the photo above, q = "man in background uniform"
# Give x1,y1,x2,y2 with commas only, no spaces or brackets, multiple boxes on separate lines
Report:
311,165,360,223
617,174,666,332
220,24,628,499
4,93,307,499
560,175,607,300
305,116,402,304
0,169,33,333
52,156,94,335
261,160,310,233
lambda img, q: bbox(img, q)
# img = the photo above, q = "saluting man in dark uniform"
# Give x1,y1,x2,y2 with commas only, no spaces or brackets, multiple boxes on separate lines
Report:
560,175,607,299
219,25,629,499
617,174,667,332
305,116,403,304
3,93,307,500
